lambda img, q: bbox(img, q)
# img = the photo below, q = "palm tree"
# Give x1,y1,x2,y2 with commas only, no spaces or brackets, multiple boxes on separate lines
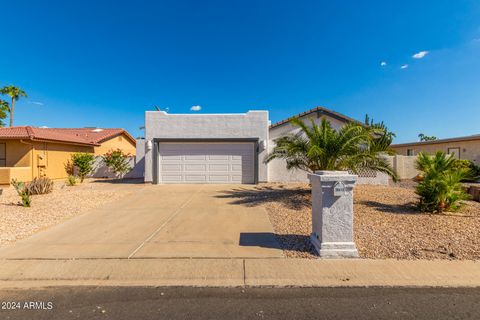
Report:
0,99,9,127
415,152,471,212
418,133,437,142
0,85,27,127
364,114,396,154
265,117,398,181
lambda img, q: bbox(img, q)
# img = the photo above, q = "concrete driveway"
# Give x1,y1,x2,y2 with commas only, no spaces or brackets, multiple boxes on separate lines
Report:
0,185,283,259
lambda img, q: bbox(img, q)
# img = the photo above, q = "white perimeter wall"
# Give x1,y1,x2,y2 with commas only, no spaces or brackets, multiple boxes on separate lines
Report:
267,114,345,183
266,115,418,185
90,139,146,179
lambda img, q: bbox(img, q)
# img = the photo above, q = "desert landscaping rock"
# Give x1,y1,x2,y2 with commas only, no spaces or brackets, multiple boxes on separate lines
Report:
253,183,480,260
0,180,134,246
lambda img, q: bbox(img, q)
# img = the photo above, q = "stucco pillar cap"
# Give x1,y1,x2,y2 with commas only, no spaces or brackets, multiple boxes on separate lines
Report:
308,170,357,183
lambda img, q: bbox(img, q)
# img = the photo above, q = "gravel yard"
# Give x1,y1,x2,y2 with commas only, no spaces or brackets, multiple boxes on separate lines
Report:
0,179,139,246
225,183,480,260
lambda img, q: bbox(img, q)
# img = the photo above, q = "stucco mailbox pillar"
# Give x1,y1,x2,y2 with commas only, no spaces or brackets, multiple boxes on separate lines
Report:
308,171,359,258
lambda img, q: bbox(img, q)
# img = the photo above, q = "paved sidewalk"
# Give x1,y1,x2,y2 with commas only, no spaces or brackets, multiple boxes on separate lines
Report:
0,258,479,288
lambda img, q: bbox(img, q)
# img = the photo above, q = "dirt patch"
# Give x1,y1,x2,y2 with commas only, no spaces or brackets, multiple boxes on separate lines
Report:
226,183,480,260
0,179,138,246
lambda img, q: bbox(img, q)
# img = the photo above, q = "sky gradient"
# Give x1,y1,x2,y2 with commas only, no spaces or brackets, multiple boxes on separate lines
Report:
1,0,479,142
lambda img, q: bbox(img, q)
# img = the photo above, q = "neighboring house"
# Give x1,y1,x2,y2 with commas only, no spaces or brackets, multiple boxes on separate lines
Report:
268,106,360,182
391,135,480,165
0,127,136,184
141,106,384,184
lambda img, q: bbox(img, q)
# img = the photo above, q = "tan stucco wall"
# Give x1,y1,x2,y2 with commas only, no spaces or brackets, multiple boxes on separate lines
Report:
384,155,419,180
1,135,135,183
93,133,136,156
0,167,31,185
0,140,33,167
392,140,480,166
32,142,94,180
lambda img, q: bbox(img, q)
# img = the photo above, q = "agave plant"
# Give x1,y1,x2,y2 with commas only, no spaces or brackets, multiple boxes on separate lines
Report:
415,152,471,213
265,117,398,180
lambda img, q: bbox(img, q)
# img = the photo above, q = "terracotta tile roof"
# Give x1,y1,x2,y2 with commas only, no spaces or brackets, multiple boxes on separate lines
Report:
270,106,362,129
0,126,135,146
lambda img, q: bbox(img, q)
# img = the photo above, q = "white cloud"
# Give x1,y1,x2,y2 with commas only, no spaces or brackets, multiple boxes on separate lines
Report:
29,101,44,106
412,51,429,59
400,64,409,69
380,61,387,67
190,105,202,111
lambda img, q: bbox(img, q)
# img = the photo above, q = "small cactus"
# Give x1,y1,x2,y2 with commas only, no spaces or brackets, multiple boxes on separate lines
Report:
11,179,32,207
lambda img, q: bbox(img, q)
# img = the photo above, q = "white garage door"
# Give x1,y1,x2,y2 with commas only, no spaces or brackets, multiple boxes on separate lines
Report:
158,142,255,184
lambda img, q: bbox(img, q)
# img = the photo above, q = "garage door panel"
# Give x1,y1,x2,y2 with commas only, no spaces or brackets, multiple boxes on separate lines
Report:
209,164,229,171
209,175,230,182
161,155,182,160
158,142,255,184
162,175,183,182
231,164,243,171
185,164,206,171
162,164,182,171
209,155,230,160
185,155,207,160
185,175,207,182
231,175,242,182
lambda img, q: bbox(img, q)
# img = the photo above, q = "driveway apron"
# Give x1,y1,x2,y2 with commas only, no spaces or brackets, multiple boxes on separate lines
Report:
0,185,283,259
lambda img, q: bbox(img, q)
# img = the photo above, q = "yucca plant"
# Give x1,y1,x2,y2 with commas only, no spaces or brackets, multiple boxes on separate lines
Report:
265,117,398,180
415,152,471,213
26,177,54,195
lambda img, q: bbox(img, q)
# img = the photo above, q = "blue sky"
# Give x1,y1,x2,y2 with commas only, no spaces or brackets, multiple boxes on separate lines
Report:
1,0,479,142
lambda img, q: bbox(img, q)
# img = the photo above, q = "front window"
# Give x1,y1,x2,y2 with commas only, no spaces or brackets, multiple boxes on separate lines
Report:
407,149,414,156
0,143,5,167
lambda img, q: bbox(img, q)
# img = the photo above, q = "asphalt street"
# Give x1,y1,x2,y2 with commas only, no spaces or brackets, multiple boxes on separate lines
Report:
0,286,479,320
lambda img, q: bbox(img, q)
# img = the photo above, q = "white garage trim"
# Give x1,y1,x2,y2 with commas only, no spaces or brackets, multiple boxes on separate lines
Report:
154,139,258,184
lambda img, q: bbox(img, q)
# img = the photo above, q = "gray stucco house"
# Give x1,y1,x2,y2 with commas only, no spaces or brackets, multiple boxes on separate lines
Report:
141,106,365,184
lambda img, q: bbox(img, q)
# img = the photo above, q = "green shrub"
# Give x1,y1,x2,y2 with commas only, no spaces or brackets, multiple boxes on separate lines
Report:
66,175,77,186
26,177,53,195
451,159,480,181
102,149,132,178
11,179,31,207
415,152,471,213
71,153,95,182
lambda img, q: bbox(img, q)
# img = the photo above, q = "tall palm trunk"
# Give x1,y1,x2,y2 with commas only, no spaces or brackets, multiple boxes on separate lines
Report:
9,99,14,127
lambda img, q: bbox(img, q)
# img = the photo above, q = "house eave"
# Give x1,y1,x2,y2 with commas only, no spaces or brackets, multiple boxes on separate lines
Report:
269,106,362,130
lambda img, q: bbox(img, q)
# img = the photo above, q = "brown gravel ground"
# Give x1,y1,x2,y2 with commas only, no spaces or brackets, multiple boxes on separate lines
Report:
229,183,480,260
0,179,139,246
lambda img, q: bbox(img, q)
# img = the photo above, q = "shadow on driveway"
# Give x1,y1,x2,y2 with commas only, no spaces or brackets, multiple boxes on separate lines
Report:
216,185,316,256
215,185,311,210
239,232,315,256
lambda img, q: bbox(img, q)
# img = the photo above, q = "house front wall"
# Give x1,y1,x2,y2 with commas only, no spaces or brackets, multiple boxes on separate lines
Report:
32,142,94,180
144,111,269,183
93,133,137,156
0,140,33,167
268,114,347,183
392,140,480,165
0,139,95,183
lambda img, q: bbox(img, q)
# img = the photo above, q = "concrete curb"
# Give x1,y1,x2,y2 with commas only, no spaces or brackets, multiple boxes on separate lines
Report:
0,258,479,289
